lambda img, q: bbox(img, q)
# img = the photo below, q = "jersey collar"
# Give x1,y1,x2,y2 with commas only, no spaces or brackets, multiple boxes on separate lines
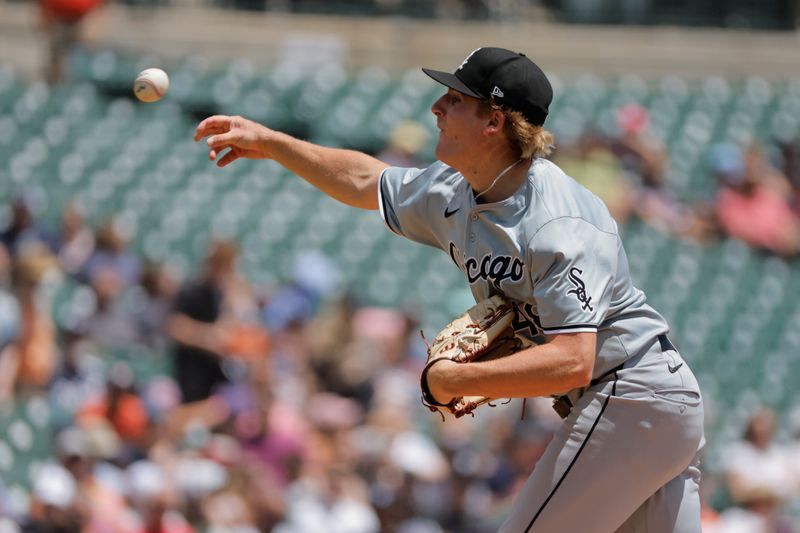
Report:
466,164,532,217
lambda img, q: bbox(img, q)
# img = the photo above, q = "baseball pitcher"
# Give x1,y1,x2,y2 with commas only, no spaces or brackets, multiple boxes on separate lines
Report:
195,47,705,532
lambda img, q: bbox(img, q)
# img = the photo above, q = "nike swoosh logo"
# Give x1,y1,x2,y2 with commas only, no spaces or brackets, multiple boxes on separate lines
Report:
444,207,460,218
667,362,683,374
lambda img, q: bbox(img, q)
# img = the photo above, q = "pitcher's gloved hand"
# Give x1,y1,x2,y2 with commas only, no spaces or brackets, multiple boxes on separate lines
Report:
420,294,523,418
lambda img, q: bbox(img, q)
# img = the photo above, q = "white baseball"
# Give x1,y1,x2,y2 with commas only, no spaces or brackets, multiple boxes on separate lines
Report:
133,68,169,103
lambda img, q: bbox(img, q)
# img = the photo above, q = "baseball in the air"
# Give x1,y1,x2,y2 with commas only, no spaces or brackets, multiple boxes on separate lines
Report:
133,68,169,103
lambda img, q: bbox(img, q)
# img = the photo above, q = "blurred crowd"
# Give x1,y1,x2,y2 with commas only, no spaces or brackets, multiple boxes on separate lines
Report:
1,103,800,532
0,195,565,533
378,102,800,260
550,103,800,259
704,407,800,533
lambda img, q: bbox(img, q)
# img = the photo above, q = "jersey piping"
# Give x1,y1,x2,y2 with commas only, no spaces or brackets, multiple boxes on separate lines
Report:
541,324,599,334
525,376,619,531
377,168,401,236
525,215,619,251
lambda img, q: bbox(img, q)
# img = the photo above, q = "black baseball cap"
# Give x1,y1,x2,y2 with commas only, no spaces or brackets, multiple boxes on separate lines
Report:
422,47,553,126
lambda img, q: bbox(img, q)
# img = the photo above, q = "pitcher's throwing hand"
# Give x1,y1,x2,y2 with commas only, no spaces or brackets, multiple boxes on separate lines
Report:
194,115,275,167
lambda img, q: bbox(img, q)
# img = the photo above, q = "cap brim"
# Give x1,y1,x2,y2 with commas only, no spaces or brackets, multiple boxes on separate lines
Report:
422,68,485,100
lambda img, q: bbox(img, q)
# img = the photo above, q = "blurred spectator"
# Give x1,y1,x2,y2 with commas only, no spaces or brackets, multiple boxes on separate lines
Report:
56,201,95,278
0,243,21,402
709,142,800,257
0,195,57,257
275,462,380,533
48,322,107,424
133,261,179,353
82,218,141,288
261,249,342,334
743,142,796,199
141,375,182,427
51,421,139,533
22,461,85,532
201,490,258,533
775,136,800,215
552,129,636,224
10,244,61,392
261,280,315,336
781,137,800,186
83,263,139,349
721,408,793,509
610,104,714,242
713,488,794,533
785,404,800,495
232,388,309,488
307,295,376,405
376,120,430,168
38,0,102,84
167,240,264,404
611,104,667,190
78,363,150,459
125,460,196,533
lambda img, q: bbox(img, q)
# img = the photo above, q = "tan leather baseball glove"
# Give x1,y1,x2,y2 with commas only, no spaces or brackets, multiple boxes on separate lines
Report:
420,294,523,419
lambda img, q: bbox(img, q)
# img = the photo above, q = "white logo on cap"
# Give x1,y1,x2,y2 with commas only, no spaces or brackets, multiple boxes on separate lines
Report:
457,48,482,71
491,86,504,98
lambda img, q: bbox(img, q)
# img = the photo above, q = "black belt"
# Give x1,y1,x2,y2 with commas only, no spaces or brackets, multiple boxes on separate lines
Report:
658,333,676,353
551,334,674,419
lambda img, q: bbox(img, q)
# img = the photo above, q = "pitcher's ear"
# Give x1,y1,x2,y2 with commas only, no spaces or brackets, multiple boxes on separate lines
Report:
485,109,506,135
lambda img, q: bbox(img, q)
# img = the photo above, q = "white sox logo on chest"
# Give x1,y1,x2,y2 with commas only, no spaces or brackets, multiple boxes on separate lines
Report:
448,242,524,286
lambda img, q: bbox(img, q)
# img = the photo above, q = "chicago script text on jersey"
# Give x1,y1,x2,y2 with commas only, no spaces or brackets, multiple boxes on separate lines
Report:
449,242,525,285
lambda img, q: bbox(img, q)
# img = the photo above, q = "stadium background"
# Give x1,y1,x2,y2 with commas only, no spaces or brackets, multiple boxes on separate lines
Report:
1,0,800,531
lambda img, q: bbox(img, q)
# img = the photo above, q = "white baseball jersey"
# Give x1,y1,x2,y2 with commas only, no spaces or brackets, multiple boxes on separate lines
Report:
378,158,669,380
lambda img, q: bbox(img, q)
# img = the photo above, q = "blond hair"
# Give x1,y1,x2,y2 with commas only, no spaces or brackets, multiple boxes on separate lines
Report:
480,101,554,159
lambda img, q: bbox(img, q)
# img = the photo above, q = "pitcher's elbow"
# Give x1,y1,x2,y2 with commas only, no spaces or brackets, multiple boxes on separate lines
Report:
355,175,380,210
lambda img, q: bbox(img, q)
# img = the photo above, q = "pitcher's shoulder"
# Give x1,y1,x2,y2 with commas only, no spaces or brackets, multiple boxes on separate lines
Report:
528,158,618,234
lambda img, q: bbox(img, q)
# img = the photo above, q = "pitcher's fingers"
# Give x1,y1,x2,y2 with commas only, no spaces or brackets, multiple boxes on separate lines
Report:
195,125,231,142
208,143,233,160
194,115,233,141
197,115,233,130
206,132,240,151
194,127,229,142
217,150,240,168
195,128,227,142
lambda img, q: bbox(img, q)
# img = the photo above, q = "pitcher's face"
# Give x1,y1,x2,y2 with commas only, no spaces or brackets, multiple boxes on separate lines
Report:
431,89,488,169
